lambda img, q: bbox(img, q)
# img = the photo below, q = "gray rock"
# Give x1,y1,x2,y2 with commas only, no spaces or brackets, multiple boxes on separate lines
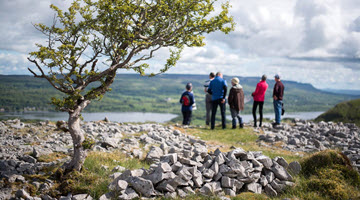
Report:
224,188,236,197
271,162,292,181
193,175,204,187
259,175,268,186
156,180,176,192
124,187,139,199
145,171,175,184
127,176,156,197
176,166,193,181
228,159,245,174
15,189,32,199
145,146,164,163
256,155,273,169
112,165,126,172
264,184,278,196
234,179,245,192
177,188,188,198
274,157,289,169
199,182,222,195
246,182,262,194
221,176,234,188
270,179,287,193
72,194,93,200
160,153,178,165
171,162,183,172
202,168,215,179
288,161,301,175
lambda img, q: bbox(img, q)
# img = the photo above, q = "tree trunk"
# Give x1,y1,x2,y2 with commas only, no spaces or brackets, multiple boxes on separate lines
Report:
63,100,90,172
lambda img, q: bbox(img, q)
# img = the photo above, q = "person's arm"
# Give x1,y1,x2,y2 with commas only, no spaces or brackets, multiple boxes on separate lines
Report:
252,83,260,97
240,89,244,111
273,83,278,100
179,93,183,104
228,88,233,106
190,93,195,105
222,85,227,99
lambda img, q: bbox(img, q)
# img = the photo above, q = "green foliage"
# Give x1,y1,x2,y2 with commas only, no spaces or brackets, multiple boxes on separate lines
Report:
315,98,360,126
280,150,360,200
57,150,149,199
82,136,95,150
28,0,234,113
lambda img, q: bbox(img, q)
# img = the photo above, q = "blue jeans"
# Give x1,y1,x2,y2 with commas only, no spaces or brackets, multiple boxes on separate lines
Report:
273,100,282,124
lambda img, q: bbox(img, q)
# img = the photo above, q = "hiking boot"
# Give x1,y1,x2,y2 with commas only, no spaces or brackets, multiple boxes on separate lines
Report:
253,123,257,128
240,123,244,128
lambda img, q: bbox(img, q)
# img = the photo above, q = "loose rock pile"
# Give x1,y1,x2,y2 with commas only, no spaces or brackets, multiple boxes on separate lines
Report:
257,119,360,172
102,148,299,199
0,119,299,200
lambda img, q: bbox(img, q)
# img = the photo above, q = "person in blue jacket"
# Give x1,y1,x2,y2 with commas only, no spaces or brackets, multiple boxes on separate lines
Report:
208,72,228,129
179,83,195,125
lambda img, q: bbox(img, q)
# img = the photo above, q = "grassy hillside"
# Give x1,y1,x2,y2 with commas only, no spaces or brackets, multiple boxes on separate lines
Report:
315,98,360,126
0,74,358,123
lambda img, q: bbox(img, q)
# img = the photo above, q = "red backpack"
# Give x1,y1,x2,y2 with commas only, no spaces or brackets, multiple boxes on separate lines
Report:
182,94,190,106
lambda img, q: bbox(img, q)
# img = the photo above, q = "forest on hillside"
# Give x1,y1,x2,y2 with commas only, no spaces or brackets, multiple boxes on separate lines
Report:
0,74,358,119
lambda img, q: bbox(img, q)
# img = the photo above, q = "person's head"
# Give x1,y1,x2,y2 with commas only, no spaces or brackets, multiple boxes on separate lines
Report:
261,74,267,81
186,83,192,91
209,72,215,79
231,77,239,86
274,74,280,81
216,72,223,78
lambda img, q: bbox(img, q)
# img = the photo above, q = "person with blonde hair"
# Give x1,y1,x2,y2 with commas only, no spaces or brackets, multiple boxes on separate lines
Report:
228,77,245,128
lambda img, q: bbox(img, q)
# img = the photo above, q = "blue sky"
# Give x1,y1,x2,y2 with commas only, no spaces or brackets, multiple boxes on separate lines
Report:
1,0,360,90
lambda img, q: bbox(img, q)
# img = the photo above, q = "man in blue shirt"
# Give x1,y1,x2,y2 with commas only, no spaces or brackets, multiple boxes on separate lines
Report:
208,72,228,129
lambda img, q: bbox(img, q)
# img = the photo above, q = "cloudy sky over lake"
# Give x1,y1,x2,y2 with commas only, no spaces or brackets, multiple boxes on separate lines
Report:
0,0,360,90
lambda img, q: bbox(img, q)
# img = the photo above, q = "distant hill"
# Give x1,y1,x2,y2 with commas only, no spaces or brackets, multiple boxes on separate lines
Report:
0,74,358,118
315,98,360,126
322,89,360,96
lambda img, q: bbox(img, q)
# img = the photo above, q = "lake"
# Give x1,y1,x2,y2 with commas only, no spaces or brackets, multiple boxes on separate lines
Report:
0,111,323,123
232,111,324,123
0,111,178,123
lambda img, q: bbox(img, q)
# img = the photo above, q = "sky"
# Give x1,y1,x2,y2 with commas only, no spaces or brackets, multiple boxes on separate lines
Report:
0,0,360,90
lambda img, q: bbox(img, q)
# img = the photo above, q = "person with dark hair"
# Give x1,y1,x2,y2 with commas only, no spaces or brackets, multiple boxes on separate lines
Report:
208,72,227,129
179,83,195,125
251,74,268,128
228,77,244,128
204,72,215,126
273,74,284,127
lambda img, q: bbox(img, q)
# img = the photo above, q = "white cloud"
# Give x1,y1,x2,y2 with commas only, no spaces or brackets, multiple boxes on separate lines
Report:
0,0,360,90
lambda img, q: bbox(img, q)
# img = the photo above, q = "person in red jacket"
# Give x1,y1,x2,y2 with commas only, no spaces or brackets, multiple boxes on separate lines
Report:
251,75,268,127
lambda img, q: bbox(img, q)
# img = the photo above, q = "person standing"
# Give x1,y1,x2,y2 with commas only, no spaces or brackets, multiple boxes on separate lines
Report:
228,77,244,129
273,74,284,127
204,72,215,126
179,83,195,125
208,72,227,129
251,75,268,127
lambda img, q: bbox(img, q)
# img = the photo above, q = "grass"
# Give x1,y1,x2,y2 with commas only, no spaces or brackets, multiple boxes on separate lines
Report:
182,125,304,163
276,150,360,200
58,151,150,199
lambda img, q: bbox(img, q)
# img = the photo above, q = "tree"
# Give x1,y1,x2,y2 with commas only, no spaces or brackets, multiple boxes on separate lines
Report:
28,0,234,172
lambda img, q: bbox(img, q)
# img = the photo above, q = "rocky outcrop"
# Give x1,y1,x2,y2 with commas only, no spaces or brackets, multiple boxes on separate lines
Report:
102,147,298,199
257,119,360,172
0,119,298,199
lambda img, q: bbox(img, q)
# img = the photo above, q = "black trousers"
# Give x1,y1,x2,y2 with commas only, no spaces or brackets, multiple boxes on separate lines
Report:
252,101,264,126
211,99,226,129
182,110,192,125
